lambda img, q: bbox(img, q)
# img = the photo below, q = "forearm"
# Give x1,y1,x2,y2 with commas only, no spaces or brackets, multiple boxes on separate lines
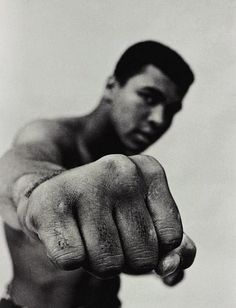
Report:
0,143,65,228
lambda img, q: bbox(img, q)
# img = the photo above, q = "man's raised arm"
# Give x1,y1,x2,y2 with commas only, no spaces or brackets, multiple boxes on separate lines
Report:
0,119,196,283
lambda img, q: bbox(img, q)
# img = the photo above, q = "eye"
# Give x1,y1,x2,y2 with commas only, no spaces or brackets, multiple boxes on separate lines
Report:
138,92,156,106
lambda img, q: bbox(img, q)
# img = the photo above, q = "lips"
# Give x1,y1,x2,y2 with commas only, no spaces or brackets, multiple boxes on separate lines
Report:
134,131,154,144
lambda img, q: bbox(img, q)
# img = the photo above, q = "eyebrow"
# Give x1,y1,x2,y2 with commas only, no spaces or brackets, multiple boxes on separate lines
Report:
140,86,166,101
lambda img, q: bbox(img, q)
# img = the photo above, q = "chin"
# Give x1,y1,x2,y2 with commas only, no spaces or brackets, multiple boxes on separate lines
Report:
125,143,150,155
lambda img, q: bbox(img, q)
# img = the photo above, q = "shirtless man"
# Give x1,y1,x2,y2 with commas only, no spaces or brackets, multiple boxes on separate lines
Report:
0,41,196,308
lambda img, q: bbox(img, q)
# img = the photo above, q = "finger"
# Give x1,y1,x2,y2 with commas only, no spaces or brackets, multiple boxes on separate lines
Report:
156,233,196,276
155,252,180,277
38,216,85,270
97,154,158,274
77,196,124,278
130,155,183,252
172,233,196,269
26,189,86,270
116,202,159,274
163,269,185,286
114,183,159,274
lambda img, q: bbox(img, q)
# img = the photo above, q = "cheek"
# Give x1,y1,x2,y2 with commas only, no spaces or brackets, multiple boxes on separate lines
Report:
115,95,135,121
122,102,145,130
124,94,147,119
113,93,147,132
111,102,131,133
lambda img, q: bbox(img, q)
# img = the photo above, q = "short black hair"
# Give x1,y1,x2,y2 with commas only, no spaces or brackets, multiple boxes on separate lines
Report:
114,40,194,94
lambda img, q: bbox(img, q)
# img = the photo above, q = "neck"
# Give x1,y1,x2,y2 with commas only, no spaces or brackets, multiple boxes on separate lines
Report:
77,100,127,163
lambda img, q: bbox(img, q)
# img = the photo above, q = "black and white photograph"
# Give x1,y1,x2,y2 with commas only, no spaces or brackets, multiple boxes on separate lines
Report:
0,1,235,307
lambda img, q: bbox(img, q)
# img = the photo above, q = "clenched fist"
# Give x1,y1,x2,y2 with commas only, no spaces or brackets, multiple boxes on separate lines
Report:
17,154,196,280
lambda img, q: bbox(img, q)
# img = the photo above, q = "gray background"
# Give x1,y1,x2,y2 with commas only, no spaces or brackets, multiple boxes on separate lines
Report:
0,1,235,307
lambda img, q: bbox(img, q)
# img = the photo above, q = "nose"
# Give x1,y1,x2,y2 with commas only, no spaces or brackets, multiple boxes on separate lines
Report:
148,104,166,127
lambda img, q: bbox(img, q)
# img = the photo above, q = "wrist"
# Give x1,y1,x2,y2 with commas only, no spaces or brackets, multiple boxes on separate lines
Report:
13,168,65,234
12,168,65,206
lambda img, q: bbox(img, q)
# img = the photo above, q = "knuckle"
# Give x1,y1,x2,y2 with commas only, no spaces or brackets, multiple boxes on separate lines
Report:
101,155,140,193
53,200,72,216
100,154,124,168
141,154,161,166
117,156,137,176
158,225,183,250
27,185,69,229
141,154,165,172
147,157,166,180
152,159,165,178
131,154,166,180
49,248,84,270
91,266,121,279
102,154,137,175
127,248,157,273
91,254,123,278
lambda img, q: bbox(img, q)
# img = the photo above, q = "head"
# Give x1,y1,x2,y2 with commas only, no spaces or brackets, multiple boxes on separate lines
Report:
104,40,194,154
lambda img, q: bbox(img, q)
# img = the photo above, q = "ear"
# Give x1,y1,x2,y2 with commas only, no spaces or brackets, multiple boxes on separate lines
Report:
103,76,118,101
106,76,117,89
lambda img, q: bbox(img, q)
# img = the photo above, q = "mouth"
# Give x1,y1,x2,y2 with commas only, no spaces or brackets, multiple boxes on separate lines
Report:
133,126,167,144
133,131,154,144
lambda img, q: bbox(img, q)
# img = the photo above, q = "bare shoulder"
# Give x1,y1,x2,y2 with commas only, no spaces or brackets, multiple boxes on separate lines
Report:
14,117,80,147
13,117,84,167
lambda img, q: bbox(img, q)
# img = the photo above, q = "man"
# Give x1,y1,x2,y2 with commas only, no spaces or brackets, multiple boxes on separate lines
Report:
0,41,196,308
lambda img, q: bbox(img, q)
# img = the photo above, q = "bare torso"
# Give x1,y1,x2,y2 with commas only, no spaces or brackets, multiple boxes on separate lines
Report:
4,116,121,308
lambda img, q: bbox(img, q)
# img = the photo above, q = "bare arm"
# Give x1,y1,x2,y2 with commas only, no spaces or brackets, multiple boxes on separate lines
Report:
0,118,76,229
0,118,196,297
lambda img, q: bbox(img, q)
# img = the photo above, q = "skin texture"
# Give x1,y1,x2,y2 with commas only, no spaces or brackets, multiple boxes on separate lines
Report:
109,65,182,153
0,64,196,308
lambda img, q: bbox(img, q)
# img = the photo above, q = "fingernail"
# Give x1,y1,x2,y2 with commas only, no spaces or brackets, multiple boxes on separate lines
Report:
162,253,180,276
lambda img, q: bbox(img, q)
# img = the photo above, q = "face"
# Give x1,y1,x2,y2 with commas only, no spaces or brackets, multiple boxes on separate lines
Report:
109,64,184,154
